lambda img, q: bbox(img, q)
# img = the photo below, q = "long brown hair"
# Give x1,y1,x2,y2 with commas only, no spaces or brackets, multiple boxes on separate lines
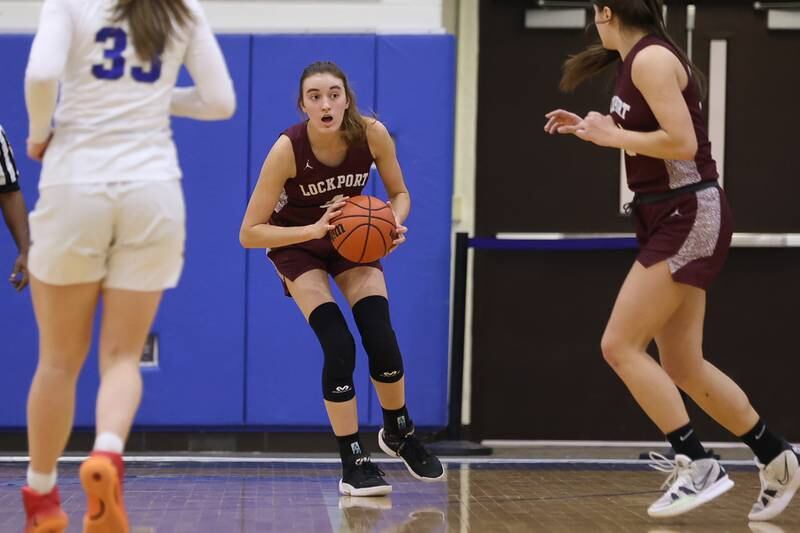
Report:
112,0,193,61
560,0,705,97
298,61,369,146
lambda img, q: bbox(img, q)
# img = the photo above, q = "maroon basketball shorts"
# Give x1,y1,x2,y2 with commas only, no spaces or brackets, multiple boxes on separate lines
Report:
267,237,382,296
632,185,733,290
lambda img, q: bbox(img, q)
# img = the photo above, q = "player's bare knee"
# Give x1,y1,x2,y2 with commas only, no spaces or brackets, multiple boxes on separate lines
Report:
661,352,704,390
600,330,638,370
662,362,692,390
36,356,84,380
600,331,622,368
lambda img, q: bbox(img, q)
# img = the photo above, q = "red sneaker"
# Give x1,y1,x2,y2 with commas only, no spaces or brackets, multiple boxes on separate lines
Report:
79,452,129,533
22,485,68,533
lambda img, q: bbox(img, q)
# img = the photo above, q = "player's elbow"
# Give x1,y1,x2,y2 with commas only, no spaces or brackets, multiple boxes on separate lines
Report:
208,92,236,120
675,136,698,160
239,222,266,249
239,225,253,248
678,143,697,161
25,57,64,86
25,69,59,88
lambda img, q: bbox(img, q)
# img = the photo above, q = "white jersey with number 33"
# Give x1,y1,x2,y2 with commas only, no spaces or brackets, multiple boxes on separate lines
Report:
26,0,235,187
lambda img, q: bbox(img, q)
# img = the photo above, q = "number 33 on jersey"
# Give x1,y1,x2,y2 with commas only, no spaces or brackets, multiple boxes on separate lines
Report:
92,27,161,83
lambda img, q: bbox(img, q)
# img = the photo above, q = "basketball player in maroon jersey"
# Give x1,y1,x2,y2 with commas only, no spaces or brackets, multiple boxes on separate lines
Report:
240,61,444,496
545,0,798,520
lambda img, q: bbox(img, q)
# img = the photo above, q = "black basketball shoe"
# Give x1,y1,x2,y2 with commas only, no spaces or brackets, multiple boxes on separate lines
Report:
339,454,392,497
378,428,445,481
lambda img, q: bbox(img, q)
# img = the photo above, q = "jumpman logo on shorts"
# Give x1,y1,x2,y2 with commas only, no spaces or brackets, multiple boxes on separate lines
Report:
670,208,681,218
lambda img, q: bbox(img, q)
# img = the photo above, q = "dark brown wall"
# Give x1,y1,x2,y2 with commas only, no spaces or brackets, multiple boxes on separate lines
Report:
691,5,800,231
472,248,800,440
472,2,800,440
476,1,625,233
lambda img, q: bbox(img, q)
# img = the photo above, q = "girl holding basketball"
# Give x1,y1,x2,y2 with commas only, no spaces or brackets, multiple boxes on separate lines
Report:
545,0,799,520
240,61,444,496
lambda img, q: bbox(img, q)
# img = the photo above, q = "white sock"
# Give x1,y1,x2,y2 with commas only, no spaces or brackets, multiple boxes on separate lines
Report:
93,432,124,454
26,467,57,494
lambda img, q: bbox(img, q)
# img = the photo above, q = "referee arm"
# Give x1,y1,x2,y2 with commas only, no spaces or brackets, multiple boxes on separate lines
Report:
0,128,30,291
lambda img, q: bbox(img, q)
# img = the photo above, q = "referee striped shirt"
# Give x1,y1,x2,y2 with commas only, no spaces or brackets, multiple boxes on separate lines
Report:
0,126,20,193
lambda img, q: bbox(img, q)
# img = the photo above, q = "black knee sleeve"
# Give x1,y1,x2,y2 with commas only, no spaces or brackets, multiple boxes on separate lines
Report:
352,295,404,383
309,302,356,402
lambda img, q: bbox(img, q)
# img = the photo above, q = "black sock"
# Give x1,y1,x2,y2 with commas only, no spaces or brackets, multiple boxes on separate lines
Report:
666,423,709,461
337,432,364,462
739,419,791,465
382,405,411,436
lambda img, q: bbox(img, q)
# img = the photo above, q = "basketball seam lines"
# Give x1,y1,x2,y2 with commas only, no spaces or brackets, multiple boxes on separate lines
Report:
331,197,391,263
359,196,372,263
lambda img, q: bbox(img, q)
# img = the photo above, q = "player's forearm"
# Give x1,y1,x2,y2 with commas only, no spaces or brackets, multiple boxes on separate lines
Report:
0,191,30,253
24,79,58,143
615,128,697,161
170,86,236,120
239,223,314,249
387,191,410,225
25,0,70,143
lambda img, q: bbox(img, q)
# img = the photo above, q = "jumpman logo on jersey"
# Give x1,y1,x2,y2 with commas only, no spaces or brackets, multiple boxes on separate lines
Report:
304,160,314,171
670,208,681,218
321,194,346,209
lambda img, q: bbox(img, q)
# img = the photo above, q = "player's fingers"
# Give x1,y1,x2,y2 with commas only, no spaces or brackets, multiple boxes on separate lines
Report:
544,109,566,119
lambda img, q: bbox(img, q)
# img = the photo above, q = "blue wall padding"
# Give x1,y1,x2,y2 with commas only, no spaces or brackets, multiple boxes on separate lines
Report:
0,33,454,430
0,36,39,427
131,35,251,425
245,35,378,425
368,36,455,427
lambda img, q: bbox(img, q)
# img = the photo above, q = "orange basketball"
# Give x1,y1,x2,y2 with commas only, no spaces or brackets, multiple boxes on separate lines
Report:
329,195,396,263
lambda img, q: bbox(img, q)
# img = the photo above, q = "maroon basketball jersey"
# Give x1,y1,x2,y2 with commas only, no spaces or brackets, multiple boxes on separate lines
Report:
611,35,717,194
269,121,374,227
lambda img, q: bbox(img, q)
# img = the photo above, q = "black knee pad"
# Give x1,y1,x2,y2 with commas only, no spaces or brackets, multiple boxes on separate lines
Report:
309,302,356,402
352,295,404,383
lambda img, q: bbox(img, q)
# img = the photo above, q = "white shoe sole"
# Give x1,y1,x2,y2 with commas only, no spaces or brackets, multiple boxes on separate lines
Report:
377,428,446,482
338,479,392,497
748,464,800,521
648,475,735,518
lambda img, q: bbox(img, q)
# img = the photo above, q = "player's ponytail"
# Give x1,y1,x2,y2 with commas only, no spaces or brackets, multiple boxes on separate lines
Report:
560,0,706,98
559,44,618,93
113,0,193,61
298,61,370,147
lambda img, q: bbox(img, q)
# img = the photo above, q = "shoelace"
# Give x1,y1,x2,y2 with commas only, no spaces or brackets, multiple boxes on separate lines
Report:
755,461,778,504
355,457,386,478
397,434,432,464
648,452,689,490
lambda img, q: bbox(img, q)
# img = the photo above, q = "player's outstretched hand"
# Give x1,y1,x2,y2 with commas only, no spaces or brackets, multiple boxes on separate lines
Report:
544,109,582,135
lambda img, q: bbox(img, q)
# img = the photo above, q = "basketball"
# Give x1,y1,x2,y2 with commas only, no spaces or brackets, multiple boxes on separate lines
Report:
329,195,396,263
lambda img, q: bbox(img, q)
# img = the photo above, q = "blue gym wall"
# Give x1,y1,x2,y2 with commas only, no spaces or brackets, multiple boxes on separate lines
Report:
0,34,454,431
